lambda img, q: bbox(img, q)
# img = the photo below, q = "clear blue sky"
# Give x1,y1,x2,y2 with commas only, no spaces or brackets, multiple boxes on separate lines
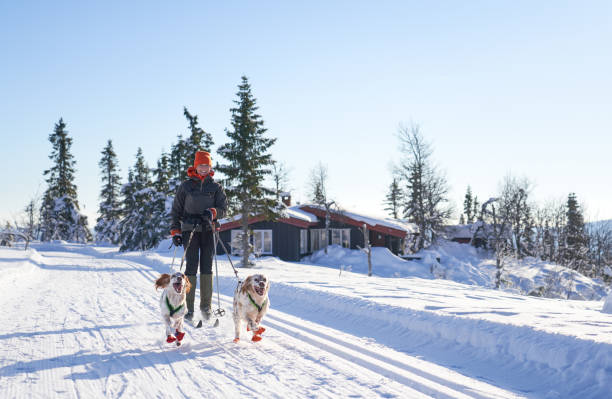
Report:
1,1,611,227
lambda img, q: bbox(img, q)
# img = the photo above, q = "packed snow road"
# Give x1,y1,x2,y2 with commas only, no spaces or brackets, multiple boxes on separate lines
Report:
0,246,523,399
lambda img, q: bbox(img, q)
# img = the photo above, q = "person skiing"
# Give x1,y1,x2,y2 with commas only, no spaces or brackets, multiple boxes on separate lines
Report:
170,150,227,323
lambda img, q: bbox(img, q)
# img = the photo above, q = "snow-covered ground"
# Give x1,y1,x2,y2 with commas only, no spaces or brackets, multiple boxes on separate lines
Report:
1,242,611,398
304,241,609,300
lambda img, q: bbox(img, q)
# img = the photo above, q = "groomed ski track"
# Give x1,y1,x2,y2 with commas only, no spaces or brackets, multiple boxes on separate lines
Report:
0,245,606,398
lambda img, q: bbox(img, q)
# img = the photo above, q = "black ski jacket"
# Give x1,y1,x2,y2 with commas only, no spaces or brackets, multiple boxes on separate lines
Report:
170,173,227,233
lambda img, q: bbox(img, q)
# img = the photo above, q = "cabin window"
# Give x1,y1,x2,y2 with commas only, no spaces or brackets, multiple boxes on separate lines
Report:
253,229,273,255
331,228,351,248
300,229,308,254
310,229,327,251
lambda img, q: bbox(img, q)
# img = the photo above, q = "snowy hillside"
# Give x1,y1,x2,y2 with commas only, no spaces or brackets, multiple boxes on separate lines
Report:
1,243,611,398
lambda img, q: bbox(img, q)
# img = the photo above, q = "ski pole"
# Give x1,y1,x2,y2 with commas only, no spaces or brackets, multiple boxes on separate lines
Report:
179,226,198,273
216,230,240,279
170,246,177,272
208,219,226,318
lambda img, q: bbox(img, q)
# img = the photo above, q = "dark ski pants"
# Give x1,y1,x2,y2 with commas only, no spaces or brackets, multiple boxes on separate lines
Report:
183,230,214,276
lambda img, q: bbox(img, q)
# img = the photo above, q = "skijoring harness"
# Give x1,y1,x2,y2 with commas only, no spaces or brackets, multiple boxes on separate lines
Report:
165,295,185,317
247,293,267,313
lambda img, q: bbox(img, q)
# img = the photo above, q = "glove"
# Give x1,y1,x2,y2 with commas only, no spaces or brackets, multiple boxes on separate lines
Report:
202,209,213,221
172,235,183,247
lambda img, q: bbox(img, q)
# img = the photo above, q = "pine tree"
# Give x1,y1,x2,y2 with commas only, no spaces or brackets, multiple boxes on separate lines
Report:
463,186,474,223
168,108,215,191
118,148,159,251
94,140,122,244
184,106,214,154
562,193,590,275
150,151,173,246
217,76,278,267
472,195,480,222
169,134,187,190
384,177,404,219
40,118,91,242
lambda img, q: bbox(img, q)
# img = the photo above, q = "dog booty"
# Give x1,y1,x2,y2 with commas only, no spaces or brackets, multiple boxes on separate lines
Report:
166,335,177,343
247,326,266,335
175,330,185,342
251,335,262,342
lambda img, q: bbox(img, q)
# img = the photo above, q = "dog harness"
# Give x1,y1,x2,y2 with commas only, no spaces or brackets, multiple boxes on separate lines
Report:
165,295,185,317
247,293,267,313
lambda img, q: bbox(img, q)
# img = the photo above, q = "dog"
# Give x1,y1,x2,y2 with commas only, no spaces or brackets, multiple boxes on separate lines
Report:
155,272,191,346
233,274,270,343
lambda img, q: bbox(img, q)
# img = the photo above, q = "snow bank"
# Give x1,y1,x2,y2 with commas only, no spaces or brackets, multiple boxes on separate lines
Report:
303,245,431,278
262,281,612,398
603,292,612,314
303,241,609,300
0,247,44,283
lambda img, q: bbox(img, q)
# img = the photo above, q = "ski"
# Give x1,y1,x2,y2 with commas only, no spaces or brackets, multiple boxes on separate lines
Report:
185,318,203,328
187,317,220,328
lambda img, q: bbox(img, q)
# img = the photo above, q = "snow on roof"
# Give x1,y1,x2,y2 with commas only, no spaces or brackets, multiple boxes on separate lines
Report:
299,204,418,234
286,206,318,223
218,205,318,225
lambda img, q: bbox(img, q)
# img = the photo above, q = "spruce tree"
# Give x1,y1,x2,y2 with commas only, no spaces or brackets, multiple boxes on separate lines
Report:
384,177,404,219
184,106,214,154
94,140,122,244
562,193,590,274
473,195,480,221
217,76,278,267
169,134,187,190
150,151,173,245
168,108,215,191
118,148,159,251
463,186,474,223
40,118,91,242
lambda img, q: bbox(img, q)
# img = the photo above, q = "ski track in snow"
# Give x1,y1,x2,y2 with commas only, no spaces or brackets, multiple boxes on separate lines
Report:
0,247,521,399
0,245,609,398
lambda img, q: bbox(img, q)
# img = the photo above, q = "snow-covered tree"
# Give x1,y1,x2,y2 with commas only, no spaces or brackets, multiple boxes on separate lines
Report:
586,220,612,281
39,118,91,242
397,123,452,250
463,186,474,224
94,140,122,244
479,197,513,288
561,193,590,275
150,151,174,245
498,175,533,258
24,197,38,243
217,76,278,267
118,148,159,251
384,177,404,219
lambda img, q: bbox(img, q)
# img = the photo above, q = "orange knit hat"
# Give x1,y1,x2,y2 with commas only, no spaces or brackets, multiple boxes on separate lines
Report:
193,151,212,167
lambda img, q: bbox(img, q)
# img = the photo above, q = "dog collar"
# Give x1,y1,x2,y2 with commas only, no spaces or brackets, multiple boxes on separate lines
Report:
166,295,184,317
247,293,267,313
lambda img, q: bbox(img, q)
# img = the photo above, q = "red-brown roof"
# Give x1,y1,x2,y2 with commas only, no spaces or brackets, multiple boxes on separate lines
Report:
218,214,317,231
298,206,409,238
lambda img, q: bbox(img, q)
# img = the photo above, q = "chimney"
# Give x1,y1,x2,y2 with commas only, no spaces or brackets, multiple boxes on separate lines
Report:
281,192,291,207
